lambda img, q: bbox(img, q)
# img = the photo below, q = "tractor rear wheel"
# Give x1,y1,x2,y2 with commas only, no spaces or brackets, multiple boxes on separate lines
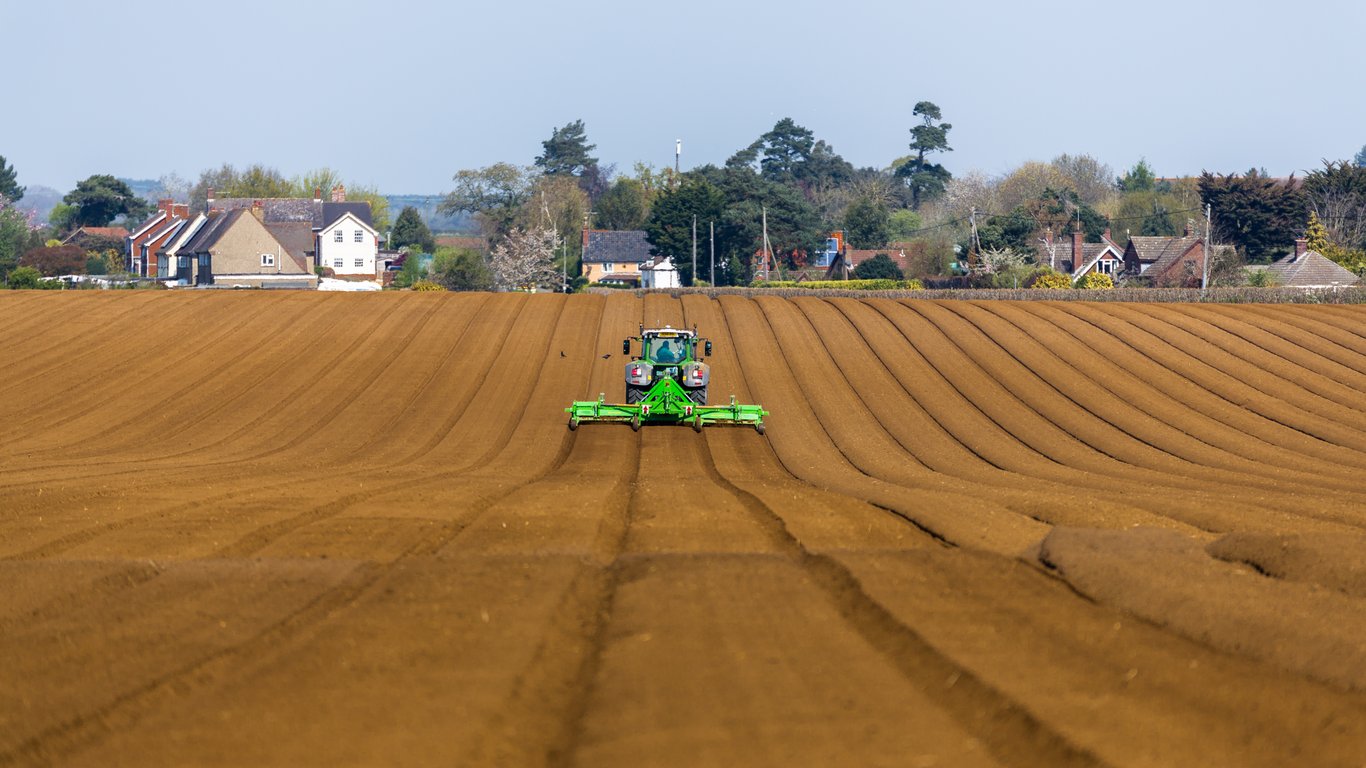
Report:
626,385,647,404
687,387,707,405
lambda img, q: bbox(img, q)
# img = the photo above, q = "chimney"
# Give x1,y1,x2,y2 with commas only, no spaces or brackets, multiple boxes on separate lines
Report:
1072,228,1084,261
158,198,174,214
314,186,322,202
1294,238,1308,260
331,184,346,203
1102,228,1111,243
1184,218,1194,237
207,187,215,210
251,199,264,221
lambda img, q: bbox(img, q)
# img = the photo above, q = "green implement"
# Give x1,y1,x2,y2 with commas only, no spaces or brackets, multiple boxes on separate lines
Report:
566,325,768,434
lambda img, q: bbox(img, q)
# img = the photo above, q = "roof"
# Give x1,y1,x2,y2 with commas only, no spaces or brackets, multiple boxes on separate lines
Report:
582,230,652,264
145,218,186,245
63,226,130,244
129,211,168,240
265,221,316,271
1036,234,1124,274
178,210,243,254
322,202,372,230
1263,250,1361,287
1127,235,1200,267
159,215,206,258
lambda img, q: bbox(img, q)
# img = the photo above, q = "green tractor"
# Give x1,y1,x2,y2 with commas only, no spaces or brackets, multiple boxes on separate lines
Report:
566,325,768,433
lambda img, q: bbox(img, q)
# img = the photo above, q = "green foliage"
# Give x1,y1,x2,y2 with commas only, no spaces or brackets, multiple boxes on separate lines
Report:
596,178,651,230
1357,145,1366,168
0,202,31,279
6,265,42,288
410,279,446,291
0,155,24,202
1117,159,1156,192
229,164,293,198
345,184,391,233
391,252,425,288
85,256,106,275
430,246,492,291
645,176,726,286
1305,211,1331,253
535,119,598,177
1303,160,1366,251
852,253,904,280
1075,271,1115,290
843,197,890,248
896,101,953,210
1245,267,1280,287
1199,171,1305,263
63,175,151,227
730,118,854,189
1030,271,1072,289
391,206,436,253
886,209,922,240
753,278,923,290
438,163,535,238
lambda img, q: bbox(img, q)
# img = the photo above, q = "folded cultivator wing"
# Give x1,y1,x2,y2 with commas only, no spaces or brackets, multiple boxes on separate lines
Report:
567,325,767,434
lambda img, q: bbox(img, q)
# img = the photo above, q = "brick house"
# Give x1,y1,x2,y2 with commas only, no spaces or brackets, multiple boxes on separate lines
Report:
1122,226,1235,287
127,200,191,277
1036,229,1126,280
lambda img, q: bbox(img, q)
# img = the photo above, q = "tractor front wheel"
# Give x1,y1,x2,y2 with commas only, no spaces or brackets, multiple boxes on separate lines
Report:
631,414,641,432
568,417,579,431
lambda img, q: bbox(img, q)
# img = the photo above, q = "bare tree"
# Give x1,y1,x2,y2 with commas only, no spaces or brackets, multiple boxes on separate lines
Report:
1051,154,1116,207
489,226,561,291
973,246,1030,275
943,170,998,221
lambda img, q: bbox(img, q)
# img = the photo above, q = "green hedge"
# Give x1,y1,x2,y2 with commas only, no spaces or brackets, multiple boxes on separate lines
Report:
753,279,924,291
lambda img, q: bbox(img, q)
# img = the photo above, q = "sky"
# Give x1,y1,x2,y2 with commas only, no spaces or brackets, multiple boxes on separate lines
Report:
5,0,1366,195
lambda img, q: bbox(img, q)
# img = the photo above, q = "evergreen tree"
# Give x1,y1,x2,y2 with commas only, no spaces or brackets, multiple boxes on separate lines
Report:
0,155,24,202
391,206,436,253
1305,211,1331,253
897,101,953,210
596,178,650,230
852,253,903,280
63,175,151,228
535,120,598,177
843,197,890,248
1199,171,1306,263
1117,159,1156,192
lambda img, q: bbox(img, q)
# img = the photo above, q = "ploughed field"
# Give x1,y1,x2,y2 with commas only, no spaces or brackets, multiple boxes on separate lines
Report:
2,291,1366,767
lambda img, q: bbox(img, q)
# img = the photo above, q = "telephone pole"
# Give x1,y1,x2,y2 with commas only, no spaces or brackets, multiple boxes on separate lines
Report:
692,215,697,286
709,221,715,286
1202,203,1212,291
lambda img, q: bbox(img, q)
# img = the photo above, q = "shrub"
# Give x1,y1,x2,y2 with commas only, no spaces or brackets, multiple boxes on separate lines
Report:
411,280,446,291
1030,271,1073,290
1075,272,1115,290
6,266,42,289
852,253,905,280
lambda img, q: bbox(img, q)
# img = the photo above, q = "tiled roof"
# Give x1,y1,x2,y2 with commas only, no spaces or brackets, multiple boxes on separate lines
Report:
582,230,652,264
1264,250,1361,287
1128,235,1200,266
322,202,372,230
179,210,242,254
63,226,130,244
265,222,316,271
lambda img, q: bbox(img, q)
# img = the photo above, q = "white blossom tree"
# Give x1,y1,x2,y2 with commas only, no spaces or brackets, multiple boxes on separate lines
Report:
489,225,561,291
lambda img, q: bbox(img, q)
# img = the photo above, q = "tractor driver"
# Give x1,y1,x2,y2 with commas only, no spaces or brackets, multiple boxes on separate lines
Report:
654,339,680,363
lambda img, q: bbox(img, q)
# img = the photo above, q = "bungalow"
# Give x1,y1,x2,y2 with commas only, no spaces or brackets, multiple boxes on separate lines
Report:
581,229,651,285
1036,229,1125,279
1251,239,1361,288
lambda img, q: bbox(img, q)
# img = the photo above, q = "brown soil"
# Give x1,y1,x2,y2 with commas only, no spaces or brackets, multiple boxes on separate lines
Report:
2,291,1366,767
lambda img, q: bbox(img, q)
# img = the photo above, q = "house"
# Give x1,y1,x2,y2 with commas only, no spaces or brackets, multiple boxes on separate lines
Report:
170,205,317,288
126,200,191,278
640,256,680,289
581,229,651,285
1121,224,1233,286
1251,239,1361,288
62,226,129,250
1036,228,1125,279
208,185,379,279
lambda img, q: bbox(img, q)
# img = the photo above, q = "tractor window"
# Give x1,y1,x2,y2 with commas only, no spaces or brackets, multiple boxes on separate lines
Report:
651,338,683,364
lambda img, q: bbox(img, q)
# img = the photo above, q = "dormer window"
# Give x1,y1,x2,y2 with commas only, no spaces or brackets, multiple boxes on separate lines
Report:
333,229,343,243
261,253,275,267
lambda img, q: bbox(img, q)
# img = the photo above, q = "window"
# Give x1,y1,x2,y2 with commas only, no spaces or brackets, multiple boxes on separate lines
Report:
604,262,614,273
333,258,343,268
333,229,343,242
354,258,364,268
354,230,363,243
261,253,275,267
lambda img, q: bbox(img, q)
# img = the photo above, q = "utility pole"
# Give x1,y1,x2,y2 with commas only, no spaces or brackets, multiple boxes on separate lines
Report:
709,221,715,286
675,139,681,176
692,214,697,286
1202,203,1213,291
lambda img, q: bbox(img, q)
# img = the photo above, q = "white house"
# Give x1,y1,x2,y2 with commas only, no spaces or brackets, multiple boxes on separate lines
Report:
641,256,681,288
318,209,380,278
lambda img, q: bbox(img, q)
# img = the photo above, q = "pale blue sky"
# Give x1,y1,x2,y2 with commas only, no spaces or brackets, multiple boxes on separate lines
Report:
6,0,1365,194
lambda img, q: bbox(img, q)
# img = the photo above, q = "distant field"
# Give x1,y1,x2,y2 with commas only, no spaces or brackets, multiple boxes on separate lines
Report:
2,291,1365,766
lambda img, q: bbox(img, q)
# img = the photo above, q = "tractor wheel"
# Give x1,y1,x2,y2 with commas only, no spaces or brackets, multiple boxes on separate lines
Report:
687,387,708,405
755,422,765,435
631,414,641,432
692,416,703,433
568,417,579,431
626,385,647,404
